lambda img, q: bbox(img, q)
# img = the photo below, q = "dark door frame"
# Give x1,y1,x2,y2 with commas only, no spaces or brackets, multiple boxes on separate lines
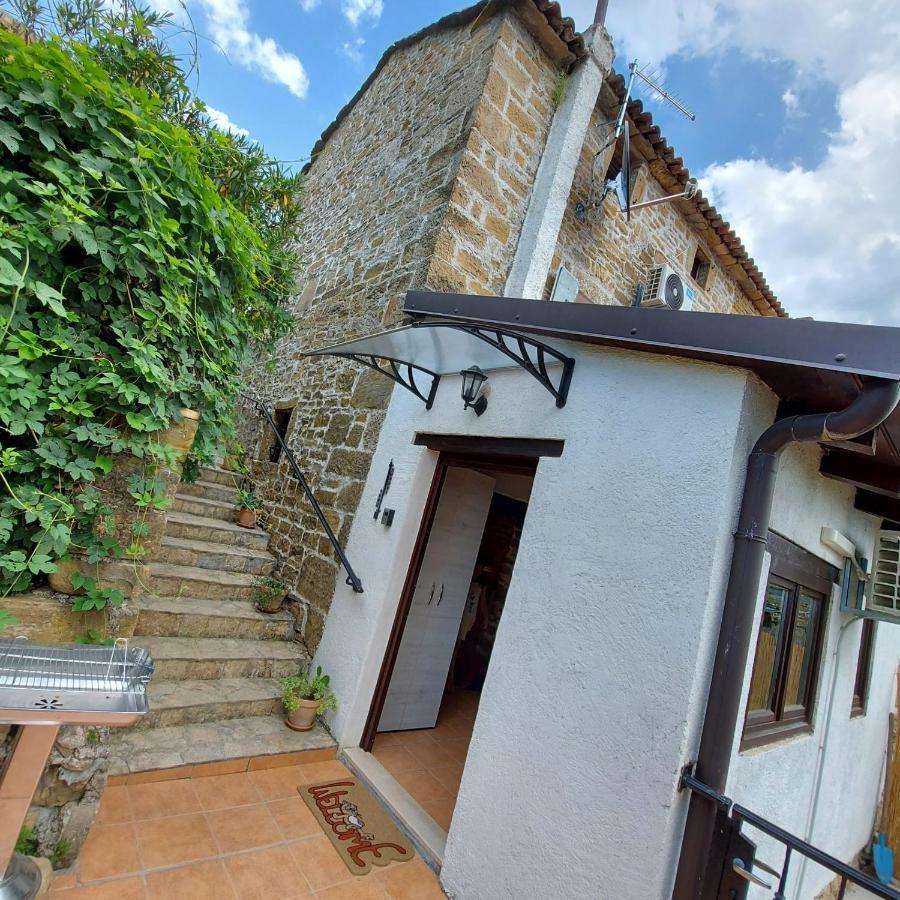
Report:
359,438,558,751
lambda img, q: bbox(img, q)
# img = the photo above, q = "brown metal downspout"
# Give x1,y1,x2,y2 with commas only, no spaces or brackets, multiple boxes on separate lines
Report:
672,377,900,899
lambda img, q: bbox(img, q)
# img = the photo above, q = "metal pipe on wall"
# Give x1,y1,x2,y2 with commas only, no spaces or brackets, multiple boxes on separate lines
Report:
672,377,900,898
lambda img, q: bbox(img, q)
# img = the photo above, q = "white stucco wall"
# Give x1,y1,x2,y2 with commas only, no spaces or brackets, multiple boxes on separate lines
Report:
314,341,769,899
312,338,899,899
727,442,900,900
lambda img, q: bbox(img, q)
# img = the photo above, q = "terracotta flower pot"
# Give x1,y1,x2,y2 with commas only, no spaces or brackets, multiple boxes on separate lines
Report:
257,590,287,615
236,508,257,529
286,698,319,732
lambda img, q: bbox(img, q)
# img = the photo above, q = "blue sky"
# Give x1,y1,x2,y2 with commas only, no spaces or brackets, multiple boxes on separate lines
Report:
167,0,899,325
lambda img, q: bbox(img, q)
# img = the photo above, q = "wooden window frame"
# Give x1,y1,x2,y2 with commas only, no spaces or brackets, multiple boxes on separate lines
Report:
741,534,834,750
689,244,712,290
851,618,876,718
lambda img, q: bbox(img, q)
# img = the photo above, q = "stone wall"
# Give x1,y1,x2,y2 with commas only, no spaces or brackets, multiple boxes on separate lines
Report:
548,106,761,315
426,11,560,297
241,7,769,654
241,14,507,651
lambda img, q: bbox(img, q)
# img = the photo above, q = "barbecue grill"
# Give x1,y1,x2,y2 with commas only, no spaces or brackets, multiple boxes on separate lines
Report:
0,638,153,898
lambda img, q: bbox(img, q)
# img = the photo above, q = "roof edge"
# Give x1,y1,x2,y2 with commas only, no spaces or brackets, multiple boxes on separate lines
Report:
302,1,585,175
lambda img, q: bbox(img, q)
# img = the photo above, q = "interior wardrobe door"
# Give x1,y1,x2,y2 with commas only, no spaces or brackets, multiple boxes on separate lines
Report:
378,467,495,732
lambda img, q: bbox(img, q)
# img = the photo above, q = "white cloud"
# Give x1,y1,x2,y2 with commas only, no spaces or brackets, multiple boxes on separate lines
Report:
196,0,309,98
341,0,383,27
299,0,321,9
340,36,365,64
205,105,249,137
561,0,900,324
781,88,799,114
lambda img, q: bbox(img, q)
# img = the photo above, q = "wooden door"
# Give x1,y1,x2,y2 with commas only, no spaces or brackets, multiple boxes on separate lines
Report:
378,467,495,731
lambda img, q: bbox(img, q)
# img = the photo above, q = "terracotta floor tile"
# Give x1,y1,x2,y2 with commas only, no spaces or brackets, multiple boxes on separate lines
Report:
128,779,200,820
207,803,282,853
191,758,250,778
55,876,147,899
312,879,387,899
94,785,133,826
78,823,142,882
393,770,451,805
420,797,455,832
136,812,218,869
289,835,353,891
374,859,445,900
250,765,311,801
224,844,312,899
145,860,236,899
296,760,352,784
369,749,421,778
192,771,263,811
267,797,321,839
49,870,78,892
369,732,408,750
404,742,459,771
429,765,463,794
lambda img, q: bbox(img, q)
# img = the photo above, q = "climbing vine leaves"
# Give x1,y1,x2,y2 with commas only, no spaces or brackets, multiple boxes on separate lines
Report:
0,26,297,595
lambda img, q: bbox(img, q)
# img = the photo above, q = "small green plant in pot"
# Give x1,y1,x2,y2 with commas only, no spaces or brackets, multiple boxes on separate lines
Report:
281,667,336,732
255,576,288,614
236,487,262,529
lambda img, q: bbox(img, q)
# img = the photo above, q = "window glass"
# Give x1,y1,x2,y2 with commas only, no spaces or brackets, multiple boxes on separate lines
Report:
747,584,789,717
784,592,820,711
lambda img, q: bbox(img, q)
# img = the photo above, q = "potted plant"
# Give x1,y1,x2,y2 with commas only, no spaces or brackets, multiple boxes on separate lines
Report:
255,576,288,614
236,487,262,528
281,667,337,732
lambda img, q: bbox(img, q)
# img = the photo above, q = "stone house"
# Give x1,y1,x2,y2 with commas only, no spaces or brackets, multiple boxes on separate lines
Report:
234,3,900,899
240,0,783,653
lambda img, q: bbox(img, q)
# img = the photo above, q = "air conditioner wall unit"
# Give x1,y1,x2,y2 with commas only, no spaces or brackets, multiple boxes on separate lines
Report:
642,264,695,311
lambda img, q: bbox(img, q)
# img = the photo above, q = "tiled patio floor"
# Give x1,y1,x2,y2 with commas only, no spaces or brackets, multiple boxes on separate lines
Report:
371,690,478,831
50,756,445,898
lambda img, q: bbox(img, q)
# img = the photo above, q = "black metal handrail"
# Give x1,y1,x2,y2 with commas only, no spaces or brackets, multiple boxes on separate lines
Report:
680,767,900,899
242,394,364,594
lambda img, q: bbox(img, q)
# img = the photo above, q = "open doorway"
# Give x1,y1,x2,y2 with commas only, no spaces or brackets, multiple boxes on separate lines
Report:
363,453,534,833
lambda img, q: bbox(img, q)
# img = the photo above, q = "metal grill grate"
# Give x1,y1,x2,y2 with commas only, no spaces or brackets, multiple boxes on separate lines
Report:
0,638,153,725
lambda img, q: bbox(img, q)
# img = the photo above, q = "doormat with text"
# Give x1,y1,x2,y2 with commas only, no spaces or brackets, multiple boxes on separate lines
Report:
299,778,414,875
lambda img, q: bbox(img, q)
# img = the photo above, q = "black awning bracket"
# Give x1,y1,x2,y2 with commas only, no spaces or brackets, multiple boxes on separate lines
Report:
304,318,576,409
412,319,575,408
336,353,441,410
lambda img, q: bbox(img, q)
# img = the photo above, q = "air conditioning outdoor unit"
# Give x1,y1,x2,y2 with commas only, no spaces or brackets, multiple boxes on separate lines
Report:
642,264,695,311
839,529,900,623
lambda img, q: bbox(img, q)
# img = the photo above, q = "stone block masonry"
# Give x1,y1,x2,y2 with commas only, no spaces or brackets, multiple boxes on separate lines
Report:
241,14,509,652
240,5,772,657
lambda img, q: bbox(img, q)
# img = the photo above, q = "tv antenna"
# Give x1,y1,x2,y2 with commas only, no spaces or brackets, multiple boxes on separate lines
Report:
582,60,697,223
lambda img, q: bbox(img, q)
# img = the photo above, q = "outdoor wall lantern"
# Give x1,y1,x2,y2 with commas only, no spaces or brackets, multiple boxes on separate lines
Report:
460,366,488,416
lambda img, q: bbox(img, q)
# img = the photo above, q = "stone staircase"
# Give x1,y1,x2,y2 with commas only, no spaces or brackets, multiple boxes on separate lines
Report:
108,466,335,778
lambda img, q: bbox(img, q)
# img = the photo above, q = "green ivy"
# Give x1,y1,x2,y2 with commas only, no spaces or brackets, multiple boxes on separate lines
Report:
0,25,297,598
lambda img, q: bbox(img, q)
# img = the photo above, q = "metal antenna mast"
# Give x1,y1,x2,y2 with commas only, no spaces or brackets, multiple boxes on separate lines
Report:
586,59,697,222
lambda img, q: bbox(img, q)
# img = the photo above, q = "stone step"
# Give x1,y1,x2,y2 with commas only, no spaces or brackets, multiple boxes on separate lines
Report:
136,677,283,730
158,535,275,576
163,511,269,551
200,466,244,488
147,562,259,602
177,479,240,505
171,493,239,523
108,715,336,777
136,596,294,641
134,636,306,681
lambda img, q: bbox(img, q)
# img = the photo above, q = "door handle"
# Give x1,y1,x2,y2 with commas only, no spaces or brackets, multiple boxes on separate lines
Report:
436,584,444,606
426,583,435,605
732,858,772,889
